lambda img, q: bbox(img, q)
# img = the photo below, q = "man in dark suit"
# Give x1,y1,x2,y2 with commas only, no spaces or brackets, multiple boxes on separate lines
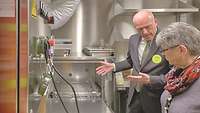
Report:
96,10,170,113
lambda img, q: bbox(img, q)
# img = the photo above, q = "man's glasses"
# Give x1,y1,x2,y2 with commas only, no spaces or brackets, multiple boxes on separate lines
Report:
161,45,179,53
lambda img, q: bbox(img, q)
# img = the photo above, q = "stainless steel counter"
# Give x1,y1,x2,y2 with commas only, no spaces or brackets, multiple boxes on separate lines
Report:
46,99,114,113
30,96,114,113
31,96,115,113
30,56,106,63
29,95,114,113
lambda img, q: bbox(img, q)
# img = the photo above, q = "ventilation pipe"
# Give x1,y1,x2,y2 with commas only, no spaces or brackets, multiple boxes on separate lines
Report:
40,0,80,30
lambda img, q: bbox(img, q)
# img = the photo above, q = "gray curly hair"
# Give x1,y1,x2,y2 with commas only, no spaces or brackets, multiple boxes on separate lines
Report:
156,22,200,56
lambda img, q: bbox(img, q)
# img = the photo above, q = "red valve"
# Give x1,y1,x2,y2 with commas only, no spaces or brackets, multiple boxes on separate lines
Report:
48,39,55,46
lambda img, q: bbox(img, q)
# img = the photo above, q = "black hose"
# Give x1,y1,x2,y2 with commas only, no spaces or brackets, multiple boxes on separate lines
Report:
52,65,80,113
43,39,80,113
49,71,69,113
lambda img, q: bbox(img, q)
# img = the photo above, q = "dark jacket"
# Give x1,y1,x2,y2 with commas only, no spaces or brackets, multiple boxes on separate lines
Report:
115,33,170,113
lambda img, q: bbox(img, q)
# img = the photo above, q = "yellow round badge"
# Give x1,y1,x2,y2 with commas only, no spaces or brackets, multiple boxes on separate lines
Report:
152,54,162,64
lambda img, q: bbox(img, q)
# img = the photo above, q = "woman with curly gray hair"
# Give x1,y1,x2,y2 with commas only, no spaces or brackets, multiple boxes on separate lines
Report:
156,22,200,113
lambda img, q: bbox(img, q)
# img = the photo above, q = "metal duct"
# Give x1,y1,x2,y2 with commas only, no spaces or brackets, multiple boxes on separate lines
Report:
52,0,113,57
43,0,80,30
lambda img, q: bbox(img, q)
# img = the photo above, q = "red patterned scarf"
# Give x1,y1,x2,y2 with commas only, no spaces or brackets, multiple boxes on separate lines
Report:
165,57,200,95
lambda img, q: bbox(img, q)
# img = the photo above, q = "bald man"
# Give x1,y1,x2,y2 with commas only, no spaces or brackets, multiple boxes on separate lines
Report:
96,10,171,113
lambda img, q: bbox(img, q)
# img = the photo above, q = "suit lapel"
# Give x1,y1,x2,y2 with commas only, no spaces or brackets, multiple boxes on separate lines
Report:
140,39,159,71
140,29,160,71
132,36,141,72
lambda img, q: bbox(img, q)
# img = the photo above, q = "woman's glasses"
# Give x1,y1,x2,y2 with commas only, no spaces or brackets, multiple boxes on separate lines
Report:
161,45,179,53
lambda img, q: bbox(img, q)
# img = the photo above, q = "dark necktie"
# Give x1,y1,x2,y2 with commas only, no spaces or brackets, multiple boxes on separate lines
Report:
136,41,150,92
141,41,150,65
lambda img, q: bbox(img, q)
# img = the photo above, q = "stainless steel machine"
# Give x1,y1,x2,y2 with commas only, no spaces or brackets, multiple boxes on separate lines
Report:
29,39,115,113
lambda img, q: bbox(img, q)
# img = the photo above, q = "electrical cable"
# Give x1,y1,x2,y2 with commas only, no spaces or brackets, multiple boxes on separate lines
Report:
43,40,70,113
43,39,80,113
49,71,69,113
52,65,80,113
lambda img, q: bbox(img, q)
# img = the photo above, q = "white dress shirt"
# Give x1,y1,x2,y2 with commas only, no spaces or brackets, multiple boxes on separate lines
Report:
138,38,148,64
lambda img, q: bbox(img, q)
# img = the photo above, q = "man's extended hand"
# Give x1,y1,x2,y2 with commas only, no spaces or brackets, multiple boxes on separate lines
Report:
126,72,150,84
96,61,114,76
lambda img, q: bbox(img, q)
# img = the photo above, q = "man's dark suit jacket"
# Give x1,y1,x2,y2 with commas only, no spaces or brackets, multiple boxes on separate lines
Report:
114,33,170,113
